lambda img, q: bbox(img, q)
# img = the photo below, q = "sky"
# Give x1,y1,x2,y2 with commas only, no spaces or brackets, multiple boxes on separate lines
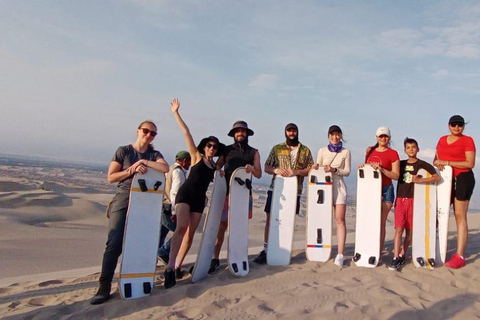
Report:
1,1,480,204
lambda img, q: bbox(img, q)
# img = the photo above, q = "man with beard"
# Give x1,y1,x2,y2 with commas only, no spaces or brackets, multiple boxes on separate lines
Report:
253,123,314,264
208,121,262,274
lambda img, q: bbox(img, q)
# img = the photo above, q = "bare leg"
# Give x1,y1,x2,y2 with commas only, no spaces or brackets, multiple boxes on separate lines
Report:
380,201,392,255
334,204,347,255
175,212,203,268
393,227,404,257
401,229,412,257
213,221,228,259
167,203,191,270
453,199,469,256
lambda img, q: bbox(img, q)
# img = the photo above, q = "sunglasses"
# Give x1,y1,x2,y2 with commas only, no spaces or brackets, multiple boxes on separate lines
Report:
206,143,218,150
450,122,464,128
378,135,389,139
140,128,157,137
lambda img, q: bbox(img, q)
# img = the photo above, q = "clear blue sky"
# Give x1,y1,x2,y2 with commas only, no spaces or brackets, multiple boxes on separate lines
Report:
1,1,479,202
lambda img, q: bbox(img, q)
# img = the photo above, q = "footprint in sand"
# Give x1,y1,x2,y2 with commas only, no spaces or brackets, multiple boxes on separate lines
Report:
451,280,467,289
38,280,63,287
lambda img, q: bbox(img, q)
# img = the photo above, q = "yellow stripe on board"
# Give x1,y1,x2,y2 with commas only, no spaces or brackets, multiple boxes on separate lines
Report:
120,272,156,279
425,173,432,270
131,188,164,194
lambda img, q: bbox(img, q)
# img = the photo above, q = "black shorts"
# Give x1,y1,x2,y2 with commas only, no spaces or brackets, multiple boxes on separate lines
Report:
453,170,475,201
264,190,302,215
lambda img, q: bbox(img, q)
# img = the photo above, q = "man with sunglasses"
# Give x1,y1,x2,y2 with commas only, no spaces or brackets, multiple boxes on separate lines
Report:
434,115,476,269
157,150,191,264
208,121,262,274
254,123,314,264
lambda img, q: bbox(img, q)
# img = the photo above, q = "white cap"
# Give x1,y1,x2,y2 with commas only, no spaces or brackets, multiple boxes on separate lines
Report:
376,126,391,137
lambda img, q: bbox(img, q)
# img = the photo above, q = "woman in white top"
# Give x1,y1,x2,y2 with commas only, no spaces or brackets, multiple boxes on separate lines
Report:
315,125,351,267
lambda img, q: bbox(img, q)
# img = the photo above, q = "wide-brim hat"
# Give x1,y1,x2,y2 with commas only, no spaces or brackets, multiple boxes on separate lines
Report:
197,136,226,157
228,120,254,137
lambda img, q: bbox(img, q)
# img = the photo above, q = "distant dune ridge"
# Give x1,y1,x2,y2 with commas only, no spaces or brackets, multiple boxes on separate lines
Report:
1,157,480,319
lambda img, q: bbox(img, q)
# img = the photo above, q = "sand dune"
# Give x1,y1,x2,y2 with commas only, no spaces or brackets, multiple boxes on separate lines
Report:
2,164,480,319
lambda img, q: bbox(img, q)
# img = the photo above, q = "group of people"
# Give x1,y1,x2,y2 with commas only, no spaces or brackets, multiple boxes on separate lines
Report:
90,100,476,305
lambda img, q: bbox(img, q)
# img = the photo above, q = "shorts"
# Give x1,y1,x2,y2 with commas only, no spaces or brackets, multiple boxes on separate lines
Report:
382,184,395,204
333,177,347,205
264,190,301,215
453,170,475,201
394,197,413,230
221,193,254,222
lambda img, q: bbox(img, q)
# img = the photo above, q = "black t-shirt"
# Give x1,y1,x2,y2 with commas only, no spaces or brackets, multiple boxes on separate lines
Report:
112,144,163,192
396,159,437,198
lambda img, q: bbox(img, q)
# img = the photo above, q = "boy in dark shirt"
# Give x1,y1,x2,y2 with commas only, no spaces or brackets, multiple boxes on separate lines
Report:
388,138,440,271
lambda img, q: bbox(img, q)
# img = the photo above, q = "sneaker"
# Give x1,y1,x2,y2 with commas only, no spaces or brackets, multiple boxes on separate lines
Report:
388,257,401,271
445,253,465,269
90,280,111,305
334,254,344,267
157,254,169,265
253,250,267,264
164,268,176,289
208,259,220,275
398,255,406,266
175,267,183,279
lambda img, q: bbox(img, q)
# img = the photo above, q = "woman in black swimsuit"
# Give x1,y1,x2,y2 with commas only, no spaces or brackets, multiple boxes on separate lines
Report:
165,98,225,288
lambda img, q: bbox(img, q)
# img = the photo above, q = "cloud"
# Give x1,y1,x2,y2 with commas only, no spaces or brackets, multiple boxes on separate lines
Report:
248,74,278,90
432,69,449,78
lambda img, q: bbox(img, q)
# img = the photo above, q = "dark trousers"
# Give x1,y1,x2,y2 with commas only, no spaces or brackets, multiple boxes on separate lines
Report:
100,192,129,282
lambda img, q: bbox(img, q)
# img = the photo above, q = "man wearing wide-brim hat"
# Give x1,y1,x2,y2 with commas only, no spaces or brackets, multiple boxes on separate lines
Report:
207,120,262,274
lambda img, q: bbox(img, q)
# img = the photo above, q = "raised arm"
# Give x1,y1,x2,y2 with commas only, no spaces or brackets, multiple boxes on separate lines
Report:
171,98,202,164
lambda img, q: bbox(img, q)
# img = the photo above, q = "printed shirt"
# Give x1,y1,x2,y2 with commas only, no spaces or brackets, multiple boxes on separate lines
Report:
265,142,314,194
436,135,476,177
366,148,400,187
397,159,437,198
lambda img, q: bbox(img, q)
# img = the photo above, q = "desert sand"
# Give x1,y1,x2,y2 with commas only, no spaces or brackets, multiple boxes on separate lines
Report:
1,162,480,319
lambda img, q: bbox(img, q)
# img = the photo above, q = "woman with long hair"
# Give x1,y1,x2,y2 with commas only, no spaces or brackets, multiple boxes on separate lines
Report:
315,125,351,267
434,115,476,269
90,121,169,305
362,126,400,259
165,98,225,288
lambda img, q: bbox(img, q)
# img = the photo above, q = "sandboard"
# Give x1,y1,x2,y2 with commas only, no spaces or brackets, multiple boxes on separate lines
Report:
267,176,298,266
353,166,382,268
306,167,333,262
119,169,165,300
412,169,437,270
435,166,452,264
191,171,227,283
228,168,252,276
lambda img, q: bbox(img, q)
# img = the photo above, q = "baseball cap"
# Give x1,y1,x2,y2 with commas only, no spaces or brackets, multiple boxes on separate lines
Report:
376,126,391,137
175,150,191,160
449,115,465,125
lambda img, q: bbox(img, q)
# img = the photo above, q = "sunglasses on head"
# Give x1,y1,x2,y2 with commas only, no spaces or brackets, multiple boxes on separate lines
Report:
206,143,218,149
450,122,464,128
140,128,157,137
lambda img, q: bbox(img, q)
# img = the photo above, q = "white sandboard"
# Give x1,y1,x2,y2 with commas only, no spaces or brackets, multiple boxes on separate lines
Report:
267,176,298,266
228,168,252,277
119,169,165,299
353,166,382,268
436,166,452,264
191,171,226,283
412,169,437,270
306,167,333,262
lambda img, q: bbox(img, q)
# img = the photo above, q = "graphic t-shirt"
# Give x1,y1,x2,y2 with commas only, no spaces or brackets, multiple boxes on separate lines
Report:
397,159,437,198
366,148,400,186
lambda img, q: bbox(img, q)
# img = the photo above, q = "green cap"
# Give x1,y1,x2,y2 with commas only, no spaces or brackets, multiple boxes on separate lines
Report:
175,150,191,160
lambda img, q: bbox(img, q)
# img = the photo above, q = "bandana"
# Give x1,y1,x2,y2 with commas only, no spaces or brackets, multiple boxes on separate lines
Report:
327,141,343,153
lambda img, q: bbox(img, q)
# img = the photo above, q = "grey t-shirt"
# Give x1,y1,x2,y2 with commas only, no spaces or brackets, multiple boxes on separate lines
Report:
112,144,163,192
